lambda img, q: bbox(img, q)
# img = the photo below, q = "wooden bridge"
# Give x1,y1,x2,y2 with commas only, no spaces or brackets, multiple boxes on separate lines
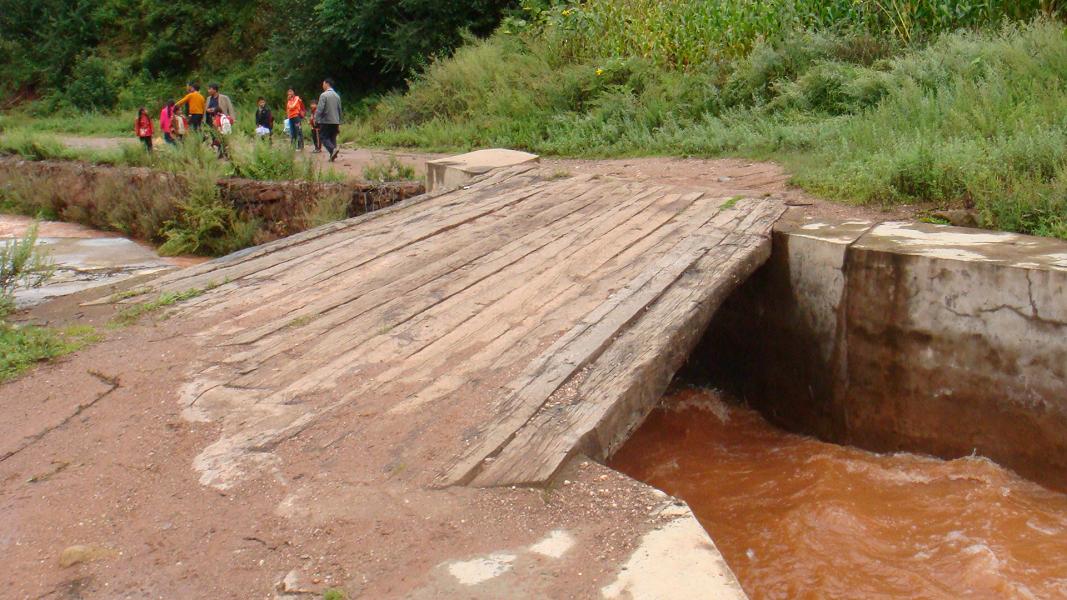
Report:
150,165,784,490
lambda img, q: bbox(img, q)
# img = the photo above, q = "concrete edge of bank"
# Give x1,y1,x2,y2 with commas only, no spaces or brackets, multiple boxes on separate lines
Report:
696,215,1067,491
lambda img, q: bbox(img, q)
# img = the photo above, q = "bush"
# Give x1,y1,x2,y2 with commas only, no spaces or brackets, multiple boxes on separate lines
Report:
159,171,257,256
302,190,352,228
0,223,54,312
362,157,416,182
64,56,118,110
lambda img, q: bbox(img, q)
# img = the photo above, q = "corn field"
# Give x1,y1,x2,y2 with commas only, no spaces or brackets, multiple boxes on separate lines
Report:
526,0,1061,68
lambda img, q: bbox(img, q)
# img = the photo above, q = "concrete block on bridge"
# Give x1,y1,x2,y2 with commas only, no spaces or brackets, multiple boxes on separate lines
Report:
426,148,540,192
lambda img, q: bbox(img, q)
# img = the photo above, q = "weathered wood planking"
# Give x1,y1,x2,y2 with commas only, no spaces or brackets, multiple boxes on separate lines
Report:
144,165,784,491
439,197,784,488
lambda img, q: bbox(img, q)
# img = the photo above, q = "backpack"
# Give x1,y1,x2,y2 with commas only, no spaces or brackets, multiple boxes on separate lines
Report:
217,114,233,135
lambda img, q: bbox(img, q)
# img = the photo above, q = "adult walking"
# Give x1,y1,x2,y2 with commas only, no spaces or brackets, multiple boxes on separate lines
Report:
285,88,306,150
206,83,235,129
315,78,342,162
175,83,205,132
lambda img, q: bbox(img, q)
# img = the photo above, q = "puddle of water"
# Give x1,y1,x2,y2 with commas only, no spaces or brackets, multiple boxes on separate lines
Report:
609,387,1067,600
2,215,207,307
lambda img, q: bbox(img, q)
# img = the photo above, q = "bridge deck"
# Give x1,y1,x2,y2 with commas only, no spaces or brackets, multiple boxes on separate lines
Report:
151,166,784,490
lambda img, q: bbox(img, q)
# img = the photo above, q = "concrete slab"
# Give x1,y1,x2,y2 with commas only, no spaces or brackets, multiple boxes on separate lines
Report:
856,220,1067,272
426,148,539,192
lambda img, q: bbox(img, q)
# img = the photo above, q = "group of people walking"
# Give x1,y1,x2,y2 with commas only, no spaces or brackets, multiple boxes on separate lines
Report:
135,78,343,161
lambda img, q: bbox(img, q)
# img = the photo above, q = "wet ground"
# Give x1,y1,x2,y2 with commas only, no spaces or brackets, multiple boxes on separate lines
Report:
1,214,204,308
610,387,1067,600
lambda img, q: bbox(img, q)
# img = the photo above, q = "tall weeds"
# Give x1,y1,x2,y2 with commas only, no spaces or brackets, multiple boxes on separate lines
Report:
519,0,1057,67
158,169,257,256
362,20,1067,240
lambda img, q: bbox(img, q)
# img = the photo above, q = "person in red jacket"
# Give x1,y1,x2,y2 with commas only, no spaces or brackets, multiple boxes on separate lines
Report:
135,107,154,152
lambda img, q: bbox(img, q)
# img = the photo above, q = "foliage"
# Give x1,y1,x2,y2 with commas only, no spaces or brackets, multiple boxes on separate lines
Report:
0,323,100,382
515,0,1058,67
322,589,347,600
228,138,342,182
0,224,94,383
159,170,257,256
0,0,517,111
362,157,417,182
0,223,55,314
109,284,219,327
65,56,119,110
360,20,1067,240
0,131,74,161
302,191,352,229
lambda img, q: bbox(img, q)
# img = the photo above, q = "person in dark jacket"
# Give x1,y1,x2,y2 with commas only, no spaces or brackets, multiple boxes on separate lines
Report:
254,97,273,139
314,78,342,161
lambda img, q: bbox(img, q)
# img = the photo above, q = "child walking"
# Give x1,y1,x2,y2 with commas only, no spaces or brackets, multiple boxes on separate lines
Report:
308,101,321,153
136,107,154,151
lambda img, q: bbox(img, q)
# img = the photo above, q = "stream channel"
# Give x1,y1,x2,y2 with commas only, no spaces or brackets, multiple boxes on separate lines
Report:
611,386,1067,599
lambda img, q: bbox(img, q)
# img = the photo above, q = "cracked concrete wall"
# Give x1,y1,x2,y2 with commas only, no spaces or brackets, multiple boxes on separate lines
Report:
694,217,1067,491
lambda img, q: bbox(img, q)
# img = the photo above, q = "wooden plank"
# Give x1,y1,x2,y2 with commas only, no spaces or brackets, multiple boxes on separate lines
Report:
209,176,608,345
438,215,731,487
235,182,683,393
386,192,744,412
152,164,539,289
151,167,547,294
446,199,786,488
143,164,788,491
470,229,778,487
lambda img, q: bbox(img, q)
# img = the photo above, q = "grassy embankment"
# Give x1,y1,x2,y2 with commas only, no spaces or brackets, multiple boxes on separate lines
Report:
0,118,359,256
351,1,1067,239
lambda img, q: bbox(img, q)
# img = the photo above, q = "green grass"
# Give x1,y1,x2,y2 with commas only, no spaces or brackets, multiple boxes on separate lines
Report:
109,283,221,327
0,323,101,382
358,20,1067,240
362,157,417,182
0,111,130,137
721,196,744,210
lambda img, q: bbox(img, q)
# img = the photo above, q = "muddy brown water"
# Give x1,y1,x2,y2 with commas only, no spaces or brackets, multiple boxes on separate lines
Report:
609,388,1067,600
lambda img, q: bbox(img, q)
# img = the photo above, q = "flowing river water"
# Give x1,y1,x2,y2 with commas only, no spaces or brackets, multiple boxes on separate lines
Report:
609,387,1067,600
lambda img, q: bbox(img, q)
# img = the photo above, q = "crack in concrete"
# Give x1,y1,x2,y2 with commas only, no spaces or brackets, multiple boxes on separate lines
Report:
941,270,1066,327
1,370,120,464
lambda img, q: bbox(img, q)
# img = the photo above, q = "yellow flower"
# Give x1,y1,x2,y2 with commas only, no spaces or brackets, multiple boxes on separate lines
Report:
595,68,604,76
562,9,573,16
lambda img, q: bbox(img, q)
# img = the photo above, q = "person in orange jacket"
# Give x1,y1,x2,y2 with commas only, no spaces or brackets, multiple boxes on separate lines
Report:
135,107,154,152
285,87,307,150
175,82,206,132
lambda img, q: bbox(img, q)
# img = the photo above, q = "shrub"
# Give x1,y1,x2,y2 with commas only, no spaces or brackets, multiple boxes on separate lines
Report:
302,191,352,229
362,157,416,182
158,171,257,256
64,55,118,111
0,223,54,313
